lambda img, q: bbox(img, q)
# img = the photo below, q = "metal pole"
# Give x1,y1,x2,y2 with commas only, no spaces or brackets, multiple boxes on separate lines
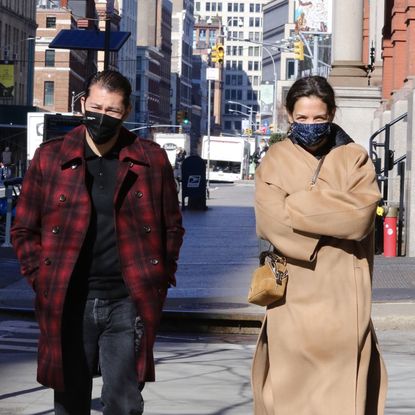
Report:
207,79,212,194
1,185,13,247
312,34,318,75
397,161,405,256
383,124,390,202
71,91,75,113
104,16,111,70
26,37,35,106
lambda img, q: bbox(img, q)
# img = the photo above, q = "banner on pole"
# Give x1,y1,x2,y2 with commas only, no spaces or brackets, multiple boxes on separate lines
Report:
294,0,332,34
0,61,15,98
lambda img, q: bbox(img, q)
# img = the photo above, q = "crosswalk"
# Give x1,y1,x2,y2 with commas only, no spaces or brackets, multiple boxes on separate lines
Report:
0,320,39,353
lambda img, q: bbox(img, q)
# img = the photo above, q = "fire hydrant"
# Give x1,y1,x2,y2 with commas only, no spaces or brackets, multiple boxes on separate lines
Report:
383,207,398,257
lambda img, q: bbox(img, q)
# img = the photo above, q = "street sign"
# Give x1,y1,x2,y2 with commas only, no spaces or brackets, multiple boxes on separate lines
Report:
206,67,220,81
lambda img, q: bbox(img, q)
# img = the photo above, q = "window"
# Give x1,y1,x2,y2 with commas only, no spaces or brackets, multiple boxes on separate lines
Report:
247,91,258,101
44,81,54,106
45,49,55,67
224,120,232,130
233,3,238,11
287,59,296,79
239,3,244,12
218,3,222,11
206,2,210,11
228,3,232,11
195,2,200,11
46,16,56,28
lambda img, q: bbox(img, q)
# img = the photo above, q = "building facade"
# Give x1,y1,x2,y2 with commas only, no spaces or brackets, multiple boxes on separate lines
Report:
135,0,173,133
0,0,37,169
118,0,138,121
33,1,100,113
0,0,37,106
171,0,195,126
195,0,270,136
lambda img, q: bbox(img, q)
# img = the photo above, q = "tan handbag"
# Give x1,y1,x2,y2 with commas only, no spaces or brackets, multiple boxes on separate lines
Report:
248,250,288,306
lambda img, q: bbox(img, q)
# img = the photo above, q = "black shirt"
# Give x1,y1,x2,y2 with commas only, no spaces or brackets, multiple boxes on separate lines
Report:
73,140,129,300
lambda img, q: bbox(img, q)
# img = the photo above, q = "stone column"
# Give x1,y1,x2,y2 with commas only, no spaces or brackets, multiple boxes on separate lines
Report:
329,0,368,86
368,0,385,86
391,0,407,92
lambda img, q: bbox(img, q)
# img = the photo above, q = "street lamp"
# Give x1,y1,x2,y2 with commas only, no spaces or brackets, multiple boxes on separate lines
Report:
71,91,85,113
227,100,254,134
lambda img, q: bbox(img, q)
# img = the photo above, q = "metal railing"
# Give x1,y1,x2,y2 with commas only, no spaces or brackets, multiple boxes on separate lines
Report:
369,113,407,256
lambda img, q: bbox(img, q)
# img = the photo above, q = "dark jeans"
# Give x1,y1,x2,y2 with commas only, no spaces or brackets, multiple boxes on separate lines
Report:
55,296,144,415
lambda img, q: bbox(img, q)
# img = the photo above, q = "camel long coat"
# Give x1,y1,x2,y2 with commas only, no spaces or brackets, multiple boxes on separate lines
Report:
252,138,387,415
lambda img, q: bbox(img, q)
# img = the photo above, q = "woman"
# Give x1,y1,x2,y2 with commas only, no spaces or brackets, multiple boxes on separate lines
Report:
252,76,387,415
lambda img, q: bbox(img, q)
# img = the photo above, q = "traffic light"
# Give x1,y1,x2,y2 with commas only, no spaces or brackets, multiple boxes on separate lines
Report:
176,110,185,124
216,43,225,64
293,40,304,60
210,45,219,64
182,111,189,125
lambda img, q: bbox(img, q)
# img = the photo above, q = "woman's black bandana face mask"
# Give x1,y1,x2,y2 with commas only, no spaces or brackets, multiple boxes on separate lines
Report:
290,122,331,148
83,110,123,145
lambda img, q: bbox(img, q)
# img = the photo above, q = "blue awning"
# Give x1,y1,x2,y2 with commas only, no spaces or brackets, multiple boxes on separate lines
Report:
49,30,130,51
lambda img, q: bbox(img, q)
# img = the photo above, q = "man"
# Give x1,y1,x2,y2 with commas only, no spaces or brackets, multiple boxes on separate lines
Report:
12,70,184,414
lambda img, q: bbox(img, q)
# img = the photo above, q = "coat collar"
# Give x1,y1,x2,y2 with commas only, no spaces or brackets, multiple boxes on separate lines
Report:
59,125,151,168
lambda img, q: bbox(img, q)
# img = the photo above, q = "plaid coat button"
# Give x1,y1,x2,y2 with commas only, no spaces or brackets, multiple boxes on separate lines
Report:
52,226,60,234
44,258,52,265
150,259,159,265
143,225,151,233
135,191,143,198
59,194,66,202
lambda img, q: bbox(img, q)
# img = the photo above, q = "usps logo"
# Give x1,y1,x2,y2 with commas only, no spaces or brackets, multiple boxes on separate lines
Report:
187,175,201,188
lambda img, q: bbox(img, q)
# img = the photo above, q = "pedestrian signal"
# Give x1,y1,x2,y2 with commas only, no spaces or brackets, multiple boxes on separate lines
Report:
293,40,304,61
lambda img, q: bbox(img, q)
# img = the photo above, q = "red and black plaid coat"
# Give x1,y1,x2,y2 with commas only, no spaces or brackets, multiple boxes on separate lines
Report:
11,125,184,391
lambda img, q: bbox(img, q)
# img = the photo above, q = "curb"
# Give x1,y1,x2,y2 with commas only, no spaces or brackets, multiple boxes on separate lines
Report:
2,302,415,334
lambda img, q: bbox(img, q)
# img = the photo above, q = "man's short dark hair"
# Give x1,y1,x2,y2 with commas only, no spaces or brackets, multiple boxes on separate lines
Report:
84,70,132,108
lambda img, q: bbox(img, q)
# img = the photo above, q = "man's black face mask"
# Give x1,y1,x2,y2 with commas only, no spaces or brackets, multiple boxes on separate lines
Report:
83,110,123,145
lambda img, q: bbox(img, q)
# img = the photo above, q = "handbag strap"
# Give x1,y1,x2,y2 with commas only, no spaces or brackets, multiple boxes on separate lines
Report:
311,155,326,186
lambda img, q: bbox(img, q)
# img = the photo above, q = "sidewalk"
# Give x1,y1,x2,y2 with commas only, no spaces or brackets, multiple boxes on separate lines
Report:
1,182,415,331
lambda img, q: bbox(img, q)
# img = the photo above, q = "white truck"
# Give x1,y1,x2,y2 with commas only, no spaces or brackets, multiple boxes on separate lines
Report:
201,135,251,182
153,133,190,167
27,112,82,160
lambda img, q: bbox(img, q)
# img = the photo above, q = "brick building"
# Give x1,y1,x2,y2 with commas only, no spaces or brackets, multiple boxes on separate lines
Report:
33,0,98,113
